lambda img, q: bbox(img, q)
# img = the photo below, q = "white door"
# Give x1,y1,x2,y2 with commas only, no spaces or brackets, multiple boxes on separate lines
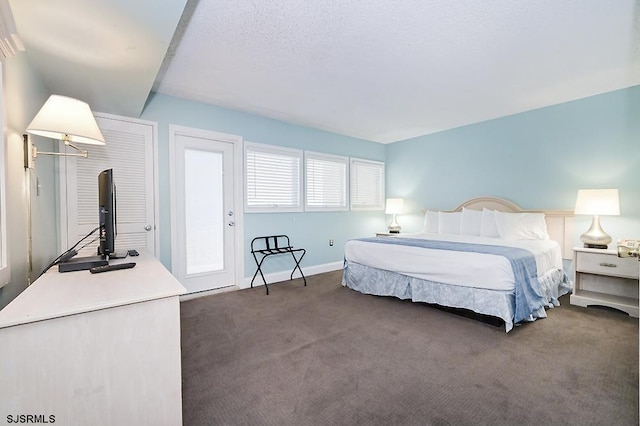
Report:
169,126,242,293
61,114,158,256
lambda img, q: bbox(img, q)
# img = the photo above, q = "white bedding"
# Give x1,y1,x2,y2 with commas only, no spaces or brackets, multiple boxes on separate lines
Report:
344,232,563,292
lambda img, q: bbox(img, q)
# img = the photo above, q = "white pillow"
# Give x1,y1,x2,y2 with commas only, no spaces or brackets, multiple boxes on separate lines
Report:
480,208,500,238
438,211,461,235
460,207,482,236
494,211,549,240
423,210,439,233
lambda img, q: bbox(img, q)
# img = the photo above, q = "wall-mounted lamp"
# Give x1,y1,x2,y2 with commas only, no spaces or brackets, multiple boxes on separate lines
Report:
24,95,105,168
385,198,404,234
574,189,620,249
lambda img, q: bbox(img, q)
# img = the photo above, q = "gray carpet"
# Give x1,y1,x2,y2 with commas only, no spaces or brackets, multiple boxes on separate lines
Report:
180,271,639,426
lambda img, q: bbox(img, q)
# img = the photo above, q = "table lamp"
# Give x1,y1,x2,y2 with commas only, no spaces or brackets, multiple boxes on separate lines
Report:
574,189,619,249
385,198,404,233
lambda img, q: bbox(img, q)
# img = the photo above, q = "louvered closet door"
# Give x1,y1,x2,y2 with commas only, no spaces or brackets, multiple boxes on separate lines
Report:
61,114,156,256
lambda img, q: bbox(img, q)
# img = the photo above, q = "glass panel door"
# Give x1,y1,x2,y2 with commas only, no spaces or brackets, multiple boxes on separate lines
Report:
170,127,239,294
184,149,224,275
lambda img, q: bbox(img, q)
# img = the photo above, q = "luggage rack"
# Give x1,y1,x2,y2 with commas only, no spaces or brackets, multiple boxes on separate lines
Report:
250,235,306,295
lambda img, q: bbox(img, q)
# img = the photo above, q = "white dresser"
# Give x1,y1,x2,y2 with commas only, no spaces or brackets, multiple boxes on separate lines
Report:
570,247,639,317
0,252,186,425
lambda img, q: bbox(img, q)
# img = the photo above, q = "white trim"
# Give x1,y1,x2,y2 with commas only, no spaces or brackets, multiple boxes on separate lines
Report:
168,129,177,272
180,260,343,298
168,125,245,289
58,155,68,252
179,284,239,301
0,64,8,287
241,260,343,289
232,132,245,289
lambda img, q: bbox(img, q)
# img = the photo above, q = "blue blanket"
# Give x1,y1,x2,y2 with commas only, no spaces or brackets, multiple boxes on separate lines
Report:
355,237,545,324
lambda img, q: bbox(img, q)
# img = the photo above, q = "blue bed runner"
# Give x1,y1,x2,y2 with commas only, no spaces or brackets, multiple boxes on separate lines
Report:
355,237,545,324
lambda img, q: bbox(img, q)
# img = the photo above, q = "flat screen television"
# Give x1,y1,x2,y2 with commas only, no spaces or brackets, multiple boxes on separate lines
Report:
98,168,116,258
55,168,116,272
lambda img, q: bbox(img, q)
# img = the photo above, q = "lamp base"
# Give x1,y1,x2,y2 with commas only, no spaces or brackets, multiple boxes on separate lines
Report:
583,243,608,250
388,214,401,234
580,215,612,250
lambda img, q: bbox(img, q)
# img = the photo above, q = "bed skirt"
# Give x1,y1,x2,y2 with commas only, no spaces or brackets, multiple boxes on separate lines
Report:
342,261,571,332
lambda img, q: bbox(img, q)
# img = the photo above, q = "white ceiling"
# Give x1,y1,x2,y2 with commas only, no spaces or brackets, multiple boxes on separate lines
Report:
10,0,188,118
11,0,640,144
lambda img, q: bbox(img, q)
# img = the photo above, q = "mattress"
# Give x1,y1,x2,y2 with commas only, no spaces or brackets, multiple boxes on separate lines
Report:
344,232,563,292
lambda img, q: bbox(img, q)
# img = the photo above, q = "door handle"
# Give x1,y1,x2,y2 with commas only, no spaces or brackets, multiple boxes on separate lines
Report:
145,225,152,231
228,221,235,227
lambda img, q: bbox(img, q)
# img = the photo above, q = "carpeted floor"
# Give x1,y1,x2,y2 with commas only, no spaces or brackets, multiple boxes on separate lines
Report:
180,271,639,426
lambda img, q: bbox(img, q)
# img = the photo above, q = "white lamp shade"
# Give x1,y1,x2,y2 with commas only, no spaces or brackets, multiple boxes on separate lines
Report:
574,189,620,216
385,198,404,214
26,95,105,145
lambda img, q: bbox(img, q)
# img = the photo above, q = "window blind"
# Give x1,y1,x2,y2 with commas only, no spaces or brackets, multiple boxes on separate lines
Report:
305,152,348,211
245,143,303,212
350,158,385,210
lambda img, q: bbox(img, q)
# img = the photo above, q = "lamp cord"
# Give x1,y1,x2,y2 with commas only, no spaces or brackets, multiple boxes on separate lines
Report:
39,226,100,277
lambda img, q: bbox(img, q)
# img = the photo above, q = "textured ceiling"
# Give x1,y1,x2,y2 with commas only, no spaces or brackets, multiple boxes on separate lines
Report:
154,0,640,143
10,1,640,144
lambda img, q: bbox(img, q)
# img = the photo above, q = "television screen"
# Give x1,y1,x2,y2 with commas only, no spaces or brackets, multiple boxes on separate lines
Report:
98,169,116,258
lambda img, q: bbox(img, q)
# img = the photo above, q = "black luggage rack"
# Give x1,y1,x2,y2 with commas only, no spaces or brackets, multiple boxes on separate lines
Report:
250,235,306,295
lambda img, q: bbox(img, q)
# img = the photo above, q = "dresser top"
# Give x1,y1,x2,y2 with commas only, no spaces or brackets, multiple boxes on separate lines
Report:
0,251,186,329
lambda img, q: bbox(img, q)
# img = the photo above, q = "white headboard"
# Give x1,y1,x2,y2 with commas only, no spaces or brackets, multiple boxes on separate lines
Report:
437,197,574,259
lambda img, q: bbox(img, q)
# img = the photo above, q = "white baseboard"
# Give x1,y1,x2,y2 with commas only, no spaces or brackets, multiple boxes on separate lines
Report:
179,285,238,301
179,261,343,301
240,261,343,289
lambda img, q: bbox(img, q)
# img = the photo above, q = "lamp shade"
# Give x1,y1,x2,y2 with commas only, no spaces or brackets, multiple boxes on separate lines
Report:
26,95,105,145
385,198,404,215
574,189,620,216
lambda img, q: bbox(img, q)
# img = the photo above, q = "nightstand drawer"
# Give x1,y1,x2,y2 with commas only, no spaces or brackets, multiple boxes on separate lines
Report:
576,252,639,279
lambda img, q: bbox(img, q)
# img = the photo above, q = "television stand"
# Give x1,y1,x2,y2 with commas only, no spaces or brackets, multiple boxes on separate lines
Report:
58,255,107,272
0,251,186,424
108,250,129,259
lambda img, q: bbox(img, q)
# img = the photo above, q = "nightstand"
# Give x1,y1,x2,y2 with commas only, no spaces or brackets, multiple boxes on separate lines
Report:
570,247,639,317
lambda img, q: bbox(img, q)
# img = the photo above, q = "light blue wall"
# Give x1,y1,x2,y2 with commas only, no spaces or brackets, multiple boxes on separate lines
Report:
140,86,638,279
141,93,386,275
386,86,640,246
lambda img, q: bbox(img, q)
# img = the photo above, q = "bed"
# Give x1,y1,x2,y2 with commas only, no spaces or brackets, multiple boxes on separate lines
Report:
342,197,574,332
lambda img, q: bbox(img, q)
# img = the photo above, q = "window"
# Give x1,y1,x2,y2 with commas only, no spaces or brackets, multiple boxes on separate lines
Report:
0,65,8,287
305,152,348,211
184,148,224,274
350,158,385,211
245,142,303,213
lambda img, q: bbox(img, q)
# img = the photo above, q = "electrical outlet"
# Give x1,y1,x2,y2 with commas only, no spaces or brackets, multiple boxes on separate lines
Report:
329,239,334,247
